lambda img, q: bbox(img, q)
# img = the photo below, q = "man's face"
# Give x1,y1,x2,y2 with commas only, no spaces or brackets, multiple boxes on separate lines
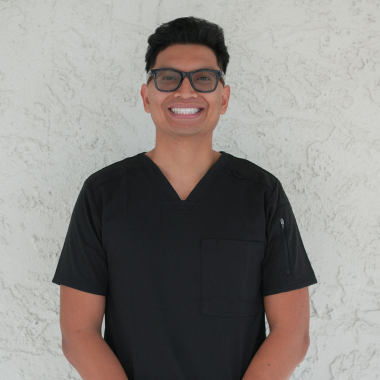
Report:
140,44,230,138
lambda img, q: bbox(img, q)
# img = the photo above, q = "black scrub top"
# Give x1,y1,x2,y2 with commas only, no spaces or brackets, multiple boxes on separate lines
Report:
52,151,318,380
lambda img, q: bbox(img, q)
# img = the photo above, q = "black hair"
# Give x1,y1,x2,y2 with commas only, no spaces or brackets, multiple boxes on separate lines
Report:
145,16,230,75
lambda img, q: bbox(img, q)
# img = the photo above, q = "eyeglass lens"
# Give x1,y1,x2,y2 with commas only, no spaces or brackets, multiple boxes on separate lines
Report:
155,70,217,91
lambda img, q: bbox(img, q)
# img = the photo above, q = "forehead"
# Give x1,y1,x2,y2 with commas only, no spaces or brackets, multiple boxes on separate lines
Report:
153,44,219,71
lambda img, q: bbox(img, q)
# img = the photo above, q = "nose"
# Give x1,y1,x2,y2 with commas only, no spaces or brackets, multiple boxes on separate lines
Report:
174,75,197,96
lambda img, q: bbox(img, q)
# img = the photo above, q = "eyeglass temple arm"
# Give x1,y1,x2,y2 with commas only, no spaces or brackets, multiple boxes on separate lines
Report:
220,73,226,86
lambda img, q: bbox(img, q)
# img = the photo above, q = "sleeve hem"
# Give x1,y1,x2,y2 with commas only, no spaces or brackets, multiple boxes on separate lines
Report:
52,273,107,296
262,276,318,297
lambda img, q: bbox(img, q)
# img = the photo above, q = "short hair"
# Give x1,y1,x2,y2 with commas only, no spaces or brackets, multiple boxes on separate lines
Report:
145,16,230,75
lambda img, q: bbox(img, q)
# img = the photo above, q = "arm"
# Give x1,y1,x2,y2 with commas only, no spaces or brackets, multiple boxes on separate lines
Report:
241,287,311,380
60,285,129,380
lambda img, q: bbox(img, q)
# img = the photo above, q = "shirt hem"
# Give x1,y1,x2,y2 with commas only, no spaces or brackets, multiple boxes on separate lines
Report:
51,273,107,296
262,276,318,297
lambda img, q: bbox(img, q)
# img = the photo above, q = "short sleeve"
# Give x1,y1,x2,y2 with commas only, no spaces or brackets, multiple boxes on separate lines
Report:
261,179,318,297
51,179,108,296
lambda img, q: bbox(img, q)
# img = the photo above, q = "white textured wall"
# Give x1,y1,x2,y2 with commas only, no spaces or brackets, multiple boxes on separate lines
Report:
1,1,379,379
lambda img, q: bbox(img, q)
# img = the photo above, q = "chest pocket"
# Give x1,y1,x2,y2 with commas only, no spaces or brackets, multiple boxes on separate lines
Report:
200,238,264,317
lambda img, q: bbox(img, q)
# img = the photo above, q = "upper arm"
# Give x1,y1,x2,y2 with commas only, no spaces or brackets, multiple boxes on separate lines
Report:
263,286,311,344
60,284,106,341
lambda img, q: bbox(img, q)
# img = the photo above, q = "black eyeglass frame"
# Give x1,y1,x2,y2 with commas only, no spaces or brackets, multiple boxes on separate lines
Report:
146,68,226,93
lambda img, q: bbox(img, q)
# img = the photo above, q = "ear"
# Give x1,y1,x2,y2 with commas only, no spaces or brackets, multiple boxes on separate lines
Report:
140,84,151,113
220,84,230,115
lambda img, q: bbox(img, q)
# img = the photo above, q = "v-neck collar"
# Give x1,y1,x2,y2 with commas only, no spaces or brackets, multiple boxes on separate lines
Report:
140,151,230,213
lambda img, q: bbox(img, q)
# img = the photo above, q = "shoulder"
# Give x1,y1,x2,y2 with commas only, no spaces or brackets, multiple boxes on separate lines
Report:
224,151,280,193
83,152,143,192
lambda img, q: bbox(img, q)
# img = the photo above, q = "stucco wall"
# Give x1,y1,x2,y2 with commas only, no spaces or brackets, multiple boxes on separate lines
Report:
1,1,379,379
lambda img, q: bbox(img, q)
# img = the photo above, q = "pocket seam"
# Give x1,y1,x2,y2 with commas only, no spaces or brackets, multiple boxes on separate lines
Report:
200,238,263,317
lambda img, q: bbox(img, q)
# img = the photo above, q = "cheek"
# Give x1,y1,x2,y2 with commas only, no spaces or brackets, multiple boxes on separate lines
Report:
206,103,220,115
149,101,165,115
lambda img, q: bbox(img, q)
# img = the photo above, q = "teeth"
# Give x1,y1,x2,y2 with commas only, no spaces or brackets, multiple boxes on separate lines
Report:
170,108,201,114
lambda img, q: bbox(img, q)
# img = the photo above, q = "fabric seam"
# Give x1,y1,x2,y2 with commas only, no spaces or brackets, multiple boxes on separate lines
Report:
262,275,317,293
53,272,106,294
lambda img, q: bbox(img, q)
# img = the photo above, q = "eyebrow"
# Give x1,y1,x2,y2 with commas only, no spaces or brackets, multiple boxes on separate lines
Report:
156,66,218,71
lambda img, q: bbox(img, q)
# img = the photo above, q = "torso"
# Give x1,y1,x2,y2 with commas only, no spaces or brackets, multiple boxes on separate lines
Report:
144,150,222,201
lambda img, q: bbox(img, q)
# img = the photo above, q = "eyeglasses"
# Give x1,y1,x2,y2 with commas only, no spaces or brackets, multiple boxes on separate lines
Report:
146,68,226,93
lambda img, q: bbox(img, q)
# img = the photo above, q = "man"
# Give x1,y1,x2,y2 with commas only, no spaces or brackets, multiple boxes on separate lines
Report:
52,16,318,380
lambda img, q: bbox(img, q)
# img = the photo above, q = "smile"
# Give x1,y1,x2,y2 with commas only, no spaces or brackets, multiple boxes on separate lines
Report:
170,108,201,114
168,107,204,119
